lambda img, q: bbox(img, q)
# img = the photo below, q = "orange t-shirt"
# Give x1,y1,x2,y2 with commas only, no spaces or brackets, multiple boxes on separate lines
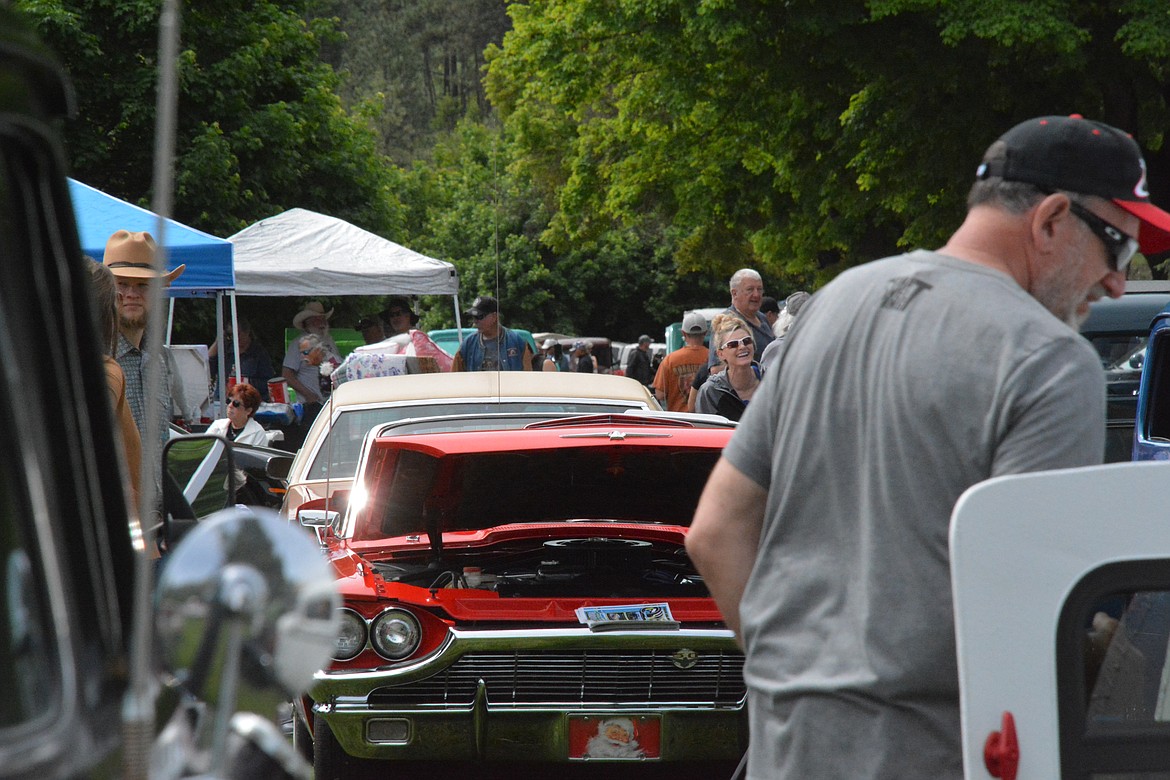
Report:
652,345,708,412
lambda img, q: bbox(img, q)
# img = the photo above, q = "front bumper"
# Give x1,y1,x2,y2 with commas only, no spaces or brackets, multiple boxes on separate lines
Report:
310,627,747,762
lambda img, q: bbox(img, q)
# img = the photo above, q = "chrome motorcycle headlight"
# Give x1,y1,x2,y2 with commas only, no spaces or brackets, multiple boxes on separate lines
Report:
333,608,368,661
369,608,422,661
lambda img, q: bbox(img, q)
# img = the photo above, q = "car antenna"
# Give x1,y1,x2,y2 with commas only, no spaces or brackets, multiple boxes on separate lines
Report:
123,1,181,776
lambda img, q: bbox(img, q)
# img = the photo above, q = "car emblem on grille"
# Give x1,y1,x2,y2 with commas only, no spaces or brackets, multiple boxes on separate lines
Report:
672,648,698,669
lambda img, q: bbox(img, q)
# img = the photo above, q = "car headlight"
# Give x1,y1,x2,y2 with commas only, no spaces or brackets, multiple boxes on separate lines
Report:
369,608,422,661
333,608,368,661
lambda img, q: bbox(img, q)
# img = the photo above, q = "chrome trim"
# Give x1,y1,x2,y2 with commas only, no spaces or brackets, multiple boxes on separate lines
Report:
332,607,368,661
315,627,743,710
369,608,422,661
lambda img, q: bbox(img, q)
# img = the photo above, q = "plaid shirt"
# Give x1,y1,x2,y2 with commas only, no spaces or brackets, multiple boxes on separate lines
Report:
116,332,176,448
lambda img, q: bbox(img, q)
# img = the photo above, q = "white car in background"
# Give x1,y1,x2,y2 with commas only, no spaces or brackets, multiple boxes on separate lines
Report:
615,341,667,377
279,371,661,521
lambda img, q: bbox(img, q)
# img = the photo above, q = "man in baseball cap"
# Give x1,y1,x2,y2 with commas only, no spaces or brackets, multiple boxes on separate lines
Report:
650,312,709,412
976,114,1170,258
451,295,533,372
688,114,1161,779
624,334,655,386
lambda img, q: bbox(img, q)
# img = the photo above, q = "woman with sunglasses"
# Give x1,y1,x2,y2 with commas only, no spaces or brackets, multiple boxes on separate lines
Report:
207,382,267,446
695,313,762,421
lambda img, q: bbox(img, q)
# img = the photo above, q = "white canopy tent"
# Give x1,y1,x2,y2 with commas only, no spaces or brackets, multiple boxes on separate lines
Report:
229,208,459,297
225,208,462,398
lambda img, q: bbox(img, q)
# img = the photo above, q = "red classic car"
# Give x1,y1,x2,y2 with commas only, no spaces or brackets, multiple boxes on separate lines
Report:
293,414,747,776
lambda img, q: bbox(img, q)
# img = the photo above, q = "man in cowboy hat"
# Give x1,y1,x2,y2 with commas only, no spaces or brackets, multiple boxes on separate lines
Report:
104,229,188,447
282,301,341,406
451,295,533,372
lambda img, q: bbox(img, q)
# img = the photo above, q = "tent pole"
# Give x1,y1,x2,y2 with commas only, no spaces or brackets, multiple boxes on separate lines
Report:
166,297,175,345
229,292,241,385
453,292,463,342
215,294,226,417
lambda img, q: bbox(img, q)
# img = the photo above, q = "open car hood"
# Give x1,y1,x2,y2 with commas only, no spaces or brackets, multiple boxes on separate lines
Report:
346,426,732,551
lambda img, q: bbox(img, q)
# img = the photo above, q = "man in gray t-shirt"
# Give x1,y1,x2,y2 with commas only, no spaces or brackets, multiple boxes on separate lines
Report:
687,115,1170,779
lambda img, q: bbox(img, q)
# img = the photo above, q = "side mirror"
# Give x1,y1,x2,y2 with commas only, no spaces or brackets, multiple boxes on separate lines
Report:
162,434,237,549
298,508,340,530
153,507,340,777
265,456,293,481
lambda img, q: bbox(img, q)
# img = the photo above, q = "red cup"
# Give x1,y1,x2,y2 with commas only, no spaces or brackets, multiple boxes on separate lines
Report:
267,378,288,404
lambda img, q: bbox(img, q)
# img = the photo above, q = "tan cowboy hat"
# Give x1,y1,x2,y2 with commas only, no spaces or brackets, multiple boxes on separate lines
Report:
293,301,334,330
103,230,186,283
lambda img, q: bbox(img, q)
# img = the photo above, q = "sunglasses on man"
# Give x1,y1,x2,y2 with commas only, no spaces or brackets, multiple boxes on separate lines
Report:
1065,200,1139,273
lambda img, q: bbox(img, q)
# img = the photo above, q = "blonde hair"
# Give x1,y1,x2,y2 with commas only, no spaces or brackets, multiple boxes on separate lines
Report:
710,313,750,351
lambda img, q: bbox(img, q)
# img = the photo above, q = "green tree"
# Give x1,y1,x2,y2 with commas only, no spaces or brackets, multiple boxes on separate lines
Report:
486,0,1170,286
401,117,726,339
18,0,406,238
314,0,511,163
17,0,416,346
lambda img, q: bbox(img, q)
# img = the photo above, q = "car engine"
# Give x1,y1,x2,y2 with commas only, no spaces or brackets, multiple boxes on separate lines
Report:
371,536,708,598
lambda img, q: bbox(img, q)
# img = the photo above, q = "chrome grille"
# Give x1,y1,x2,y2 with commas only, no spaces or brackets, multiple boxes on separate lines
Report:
368,649,745,708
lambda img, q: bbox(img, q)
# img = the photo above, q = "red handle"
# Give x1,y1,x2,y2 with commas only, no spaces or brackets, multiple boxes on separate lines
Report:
983,711,1019,780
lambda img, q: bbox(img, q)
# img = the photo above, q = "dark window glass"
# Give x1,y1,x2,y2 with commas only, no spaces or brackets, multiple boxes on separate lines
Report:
306,402,645,480
0,147,61,730
1086,591,1170,728
1059,563,1170,778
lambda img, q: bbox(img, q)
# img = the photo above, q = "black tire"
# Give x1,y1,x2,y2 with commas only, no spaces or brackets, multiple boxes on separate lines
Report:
313,716,377,780
291,711,313,764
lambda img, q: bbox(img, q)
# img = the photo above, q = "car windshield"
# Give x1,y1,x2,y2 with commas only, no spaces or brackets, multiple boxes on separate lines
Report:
353,445,720,541
305,401,647,481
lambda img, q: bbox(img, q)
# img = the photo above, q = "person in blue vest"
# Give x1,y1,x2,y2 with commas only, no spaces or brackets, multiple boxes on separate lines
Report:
451,295,534,372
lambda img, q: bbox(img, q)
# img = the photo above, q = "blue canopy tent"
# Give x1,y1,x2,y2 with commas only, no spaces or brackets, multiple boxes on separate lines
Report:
69,178,239,415
68,178,233,296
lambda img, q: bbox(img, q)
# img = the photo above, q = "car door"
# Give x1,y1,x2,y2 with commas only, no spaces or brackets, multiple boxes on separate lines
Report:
952,460,1170,779
0,10,139,775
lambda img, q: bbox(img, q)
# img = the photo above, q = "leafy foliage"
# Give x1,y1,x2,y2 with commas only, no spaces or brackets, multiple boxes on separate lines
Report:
312,0,512,164
18,0,406,238
486,0,1170,285
399,118,726,339
18,0,415,347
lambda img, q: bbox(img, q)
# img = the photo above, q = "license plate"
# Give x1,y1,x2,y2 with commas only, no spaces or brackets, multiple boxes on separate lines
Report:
567,714,661,760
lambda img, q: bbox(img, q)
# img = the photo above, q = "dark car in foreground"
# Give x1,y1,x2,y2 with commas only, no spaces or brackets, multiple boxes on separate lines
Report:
1080,281,1170,461
1131,292,1170,461
0,9,338,776
293,415,747,776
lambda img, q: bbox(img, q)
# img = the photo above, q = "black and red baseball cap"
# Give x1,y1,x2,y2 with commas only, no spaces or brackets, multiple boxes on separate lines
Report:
976,114,1170,255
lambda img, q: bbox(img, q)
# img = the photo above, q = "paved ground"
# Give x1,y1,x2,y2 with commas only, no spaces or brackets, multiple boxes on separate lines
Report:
330,759,743,779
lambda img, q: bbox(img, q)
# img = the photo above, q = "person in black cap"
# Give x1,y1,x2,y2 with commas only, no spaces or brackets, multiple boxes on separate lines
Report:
381,295,420,338
624,334,654,386
356,314,386,345
451,295,534,372
688,114,1170,780
759,296,781,329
